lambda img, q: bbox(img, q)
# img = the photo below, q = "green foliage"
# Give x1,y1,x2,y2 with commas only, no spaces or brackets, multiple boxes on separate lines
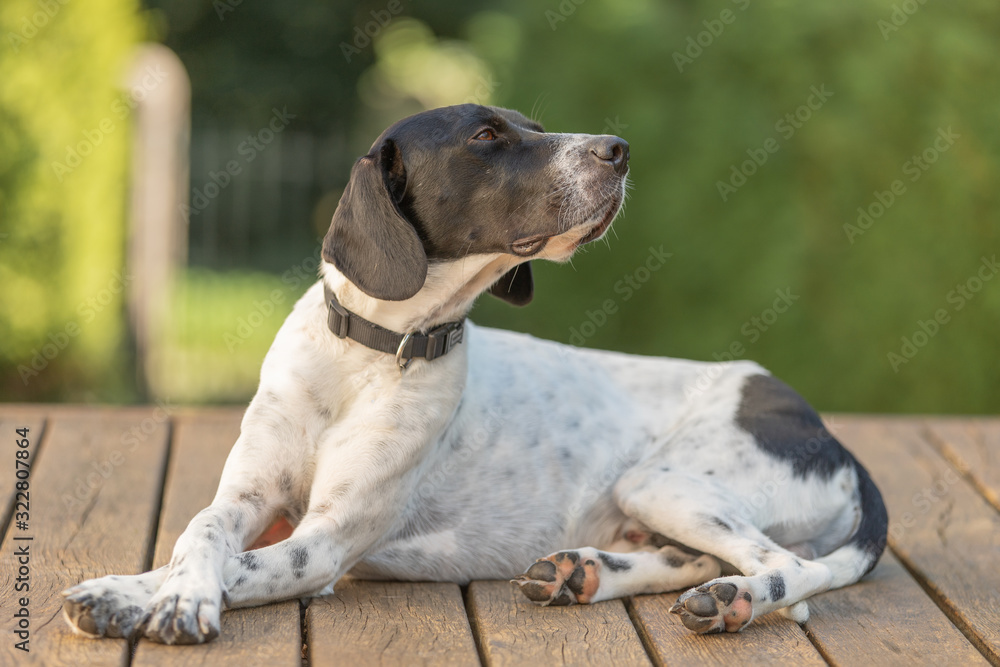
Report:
0,0,144,400
5,0,997,412
465,0,1000,413
158,268,309,404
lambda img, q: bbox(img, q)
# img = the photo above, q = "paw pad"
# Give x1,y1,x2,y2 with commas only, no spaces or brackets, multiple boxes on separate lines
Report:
511,551,601,606
670,579,753,634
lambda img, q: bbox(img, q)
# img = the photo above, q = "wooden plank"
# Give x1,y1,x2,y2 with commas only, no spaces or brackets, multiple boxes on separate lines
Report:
467,579,650,667
829,416,1000,664
0,411,46,538
308,579,480,666
806,550,988,666
136,600,302,667
923,417,1000,512
628,592,825,666
147,411,242,569
134,410,302,666
0,408,170,666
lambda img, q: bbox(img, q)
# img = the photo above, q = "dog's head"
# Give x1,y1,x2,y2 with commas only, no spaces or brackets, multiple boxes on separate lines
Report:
323,104,629,307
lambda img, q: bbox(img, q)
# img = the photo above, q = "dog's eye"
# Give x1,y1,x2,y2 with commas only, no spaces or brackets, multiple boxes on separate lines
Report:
473,128,497,141
512,236,548,256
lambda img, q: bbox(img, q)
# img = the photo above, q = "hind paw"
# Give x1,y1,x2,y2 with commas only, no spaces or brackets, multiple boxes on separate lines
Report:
511,550,602,605
670,578,754,634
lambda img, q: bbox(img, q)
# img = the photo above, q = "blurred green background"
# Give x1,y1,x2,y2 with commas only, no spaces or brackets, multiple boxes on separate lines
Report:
1,0,998,412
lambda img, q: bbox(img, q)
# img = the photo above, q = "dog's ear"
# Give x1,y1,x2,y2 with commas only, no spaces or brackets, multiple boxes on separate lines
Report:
322,139,427,301
489,262,534,306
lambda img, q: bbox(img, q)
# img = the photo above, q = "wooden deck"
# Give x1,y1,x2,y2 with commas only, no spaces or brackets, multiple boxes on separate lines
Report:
1,405,998,666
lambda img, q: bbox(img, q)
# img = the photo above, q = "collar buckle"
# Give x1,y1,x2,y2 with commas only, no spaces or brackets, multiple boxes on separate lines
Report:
327,296,351,338
426,322,464,361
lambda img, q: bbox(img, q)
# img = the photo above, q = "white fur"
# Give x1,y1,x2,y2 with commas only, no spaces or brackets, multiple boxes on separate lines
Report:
61,121,873,643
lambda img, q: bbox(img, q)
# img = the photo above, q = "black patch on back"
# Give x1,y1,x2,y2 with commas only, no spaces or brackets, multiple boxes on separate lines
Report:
765,572,786,601
736,374,851,478
598,553,631,572
848,458,889,574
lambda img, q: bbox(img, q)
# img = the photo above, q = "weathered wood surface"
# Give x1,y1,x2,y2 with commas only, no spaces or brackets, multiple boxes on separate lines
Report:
467,579,651,667
806,551,989,666
0,408,170,666
0,406,996,666
923,417,1000,512
133,411,302,667
829,416,1000,664
308,579,480,666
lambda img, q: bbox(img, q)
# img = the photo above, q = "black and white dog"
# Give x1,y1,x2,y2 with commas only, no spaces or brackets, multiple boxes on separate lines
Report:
63,104,886,643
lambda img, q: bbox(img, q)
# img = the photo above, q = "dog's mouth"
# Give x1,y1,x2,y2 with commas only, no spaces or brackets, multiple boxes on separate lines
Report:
577,194,623,246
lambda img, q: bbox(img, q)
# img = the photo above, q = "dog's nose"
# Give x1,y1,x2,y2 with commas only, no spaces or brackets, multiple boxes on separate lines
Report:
589,136,630,175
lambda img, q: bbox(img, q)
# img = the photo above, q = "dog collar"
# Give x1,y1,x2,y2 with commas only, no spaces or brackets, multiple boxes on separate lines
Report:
323,284,465,372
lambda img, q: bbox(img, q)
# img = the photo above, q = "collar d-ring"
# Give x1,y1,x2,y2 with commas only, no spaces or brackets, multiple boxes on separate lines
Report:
395,333,414,375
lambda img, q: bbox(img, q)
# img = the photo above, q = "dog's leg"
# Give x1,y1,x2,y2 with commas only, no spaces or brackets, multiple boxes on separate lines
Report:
614,468,833,634
512,546,721,605
62,485,283,643
62,402,302,642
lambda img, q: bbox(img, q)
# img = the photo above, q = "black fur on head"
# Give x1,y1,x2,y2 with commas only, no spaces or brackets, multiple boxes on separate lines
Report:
323,104,628,305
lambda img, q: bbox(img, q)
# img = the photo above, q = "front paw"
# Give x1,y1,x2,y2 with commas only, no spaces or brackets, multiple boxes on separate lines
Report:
62,575,155,638
670,578,754,634
138,588,222,644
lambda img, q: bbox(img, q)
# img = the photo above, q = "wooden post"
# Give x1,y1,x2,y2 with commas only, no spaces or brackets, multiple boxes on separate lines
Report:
124,44,190,399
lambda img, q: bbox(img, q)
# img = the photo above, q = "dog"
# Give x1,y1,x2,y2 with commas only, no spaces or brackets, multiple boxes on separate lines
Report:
62,104,887,643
